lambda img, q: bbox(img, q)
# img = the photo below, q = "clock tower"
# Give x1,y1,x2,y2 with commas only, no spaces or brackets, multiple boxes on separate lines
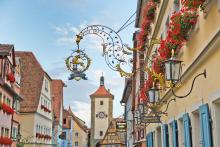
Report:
90,75,114,147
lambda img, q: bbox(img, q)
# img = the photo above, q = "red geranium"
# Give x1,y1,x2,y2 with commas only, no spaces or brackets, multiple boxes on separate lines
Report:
169,9,198,41
6,73,15,83
181,0,206,10
143,0,157,22
0,137,12,145
152,55,163,73
2,103,14,115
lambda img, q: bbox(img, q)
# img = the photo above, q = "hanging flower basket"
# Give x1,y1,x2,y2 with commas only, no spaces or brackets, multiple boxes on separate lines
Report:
181,0,206,10
6,72,15,83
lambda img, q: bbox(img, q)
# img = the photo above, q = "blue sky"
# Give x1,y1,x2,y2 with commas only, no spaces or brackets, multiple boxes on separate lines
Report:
0,0,137,126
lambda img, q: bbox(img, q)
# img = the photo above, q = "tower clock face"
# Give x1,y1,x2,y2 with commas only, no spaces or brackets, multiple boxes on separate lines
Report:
97,112,107,119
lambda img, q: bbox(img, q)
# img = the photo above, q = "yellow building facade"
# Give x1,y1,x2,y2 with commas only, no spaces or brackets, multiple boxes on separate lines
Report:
134,0,220,147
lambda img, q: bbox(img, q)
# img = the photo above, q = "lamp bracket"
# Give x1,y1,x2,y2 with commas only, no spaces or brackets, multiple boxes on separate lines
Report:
171,69,207,99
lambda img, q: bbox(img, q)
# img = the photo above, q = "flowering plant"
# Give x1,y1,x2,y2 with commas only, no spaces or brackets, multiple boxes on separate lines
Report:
0,136,12,145
2,103,14,115
181,0,206,10
152,55,163,73
41,105,51,113
143,1,157,22
169,10,198,41
6,72,15,83
137,0,160,49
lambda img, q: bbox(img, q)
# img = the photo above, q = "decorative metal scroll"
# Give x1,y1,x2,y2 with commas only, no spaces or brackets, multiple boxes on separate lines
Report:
75,25,134,77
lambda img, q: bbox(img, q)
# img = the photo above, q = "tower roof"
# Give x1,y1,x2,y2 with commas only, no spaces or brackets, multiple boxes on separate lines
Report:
90,75,114,98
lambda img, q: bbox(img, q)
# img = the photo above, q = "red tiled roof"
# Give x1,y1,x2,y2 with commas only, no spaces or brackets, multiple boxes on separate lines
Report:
52,80,66,124
0,44,16,66
67,107,88,132
90,86,114,98
15,51,45,113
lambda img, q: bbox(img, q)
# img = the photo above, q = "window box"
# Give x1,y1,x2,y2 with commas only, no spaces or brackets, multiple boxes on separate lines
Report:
0,136,13,145
6,73,15,83
1,103,14,115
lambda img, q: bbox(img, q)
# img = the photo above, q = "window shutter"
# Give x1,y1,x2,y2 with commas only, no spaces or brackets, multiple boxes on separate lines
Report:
172,120,178,147
163,124,169,147
183,113,192,147
199,104,212,147
147,132,154,147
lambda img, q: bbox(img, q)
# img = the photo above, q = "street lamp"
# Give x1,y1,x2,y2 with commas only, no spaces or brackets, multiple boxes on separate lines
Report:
163,50,182,83
163,49,207,98
148,82,160,103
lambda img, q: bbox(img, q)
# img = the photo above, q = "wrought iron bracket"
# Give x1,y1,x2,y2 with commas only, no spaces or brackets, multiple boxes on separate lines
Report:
171,69,207,99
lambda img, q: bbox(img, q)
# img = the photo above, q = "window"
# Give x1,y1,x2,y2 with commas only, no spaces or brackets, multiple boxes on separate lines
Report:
63,119,66,124
13,100,20,112
3,95,6,103
213,100,220,146
12,127,17,139
75,132,78,137
1,127,4,136
100,101,103,105
192,110,200,146
156,126,162,147
75,141,78,146
165,16,170,37
45,80,48,91
0,92,2,103
5,128,9,137
173,0,180,12
41,97,43,105
162,124,169,147
6,98,10,106
100,131,103,136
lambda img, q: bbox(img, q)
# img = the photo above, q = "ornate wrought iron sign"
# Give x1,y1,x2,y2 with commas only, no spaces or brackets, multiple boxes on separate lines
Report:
66,25,134,81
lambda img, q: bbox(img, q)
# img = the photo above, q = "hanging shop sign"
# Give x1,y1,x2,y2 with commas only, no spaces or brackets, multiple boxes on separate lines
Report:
141,115,161,123
116,121,127,132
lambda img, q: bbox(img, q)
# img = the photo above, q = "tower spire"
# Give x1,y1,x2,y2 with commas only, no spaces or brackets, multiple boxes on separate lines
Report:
100,73,104,86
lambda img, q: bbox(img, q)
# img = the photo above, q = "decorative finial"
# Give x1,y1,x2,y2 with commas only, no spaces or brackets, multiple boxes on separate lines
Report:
171,49,175,57
100,74,104,86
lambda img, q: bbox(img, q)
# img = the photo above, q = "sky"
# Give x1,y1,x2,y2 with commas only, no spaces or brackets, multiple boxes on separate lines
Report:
0,0,137,126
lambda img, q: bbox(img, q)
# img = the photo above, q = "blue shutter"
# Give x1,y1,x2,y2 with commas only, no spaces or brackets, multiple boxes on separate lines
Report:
147,134,149,147
147,132,154,147
183,113,192,147
149,132,154,147
172,120,178,147
199,104,212,147
163,124,169,147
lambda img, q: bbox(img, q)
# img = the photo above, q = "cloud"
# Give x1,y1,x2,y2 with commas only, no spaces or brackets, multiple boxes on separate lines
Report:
69,100,91,127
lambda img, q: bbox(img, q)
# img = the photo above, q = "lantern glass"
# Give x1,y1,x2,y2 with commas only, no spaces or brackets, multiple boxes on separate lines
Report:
148,87,160,103
138,104,144,115
164,58,182,82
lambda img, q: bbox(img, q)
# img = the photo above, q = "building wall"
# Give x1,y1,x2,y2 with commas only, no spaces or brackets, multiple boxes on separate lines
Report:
91,97,113,147
141,0,220,147
72,119,88,147
94,98,110,139
125,94,133,147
